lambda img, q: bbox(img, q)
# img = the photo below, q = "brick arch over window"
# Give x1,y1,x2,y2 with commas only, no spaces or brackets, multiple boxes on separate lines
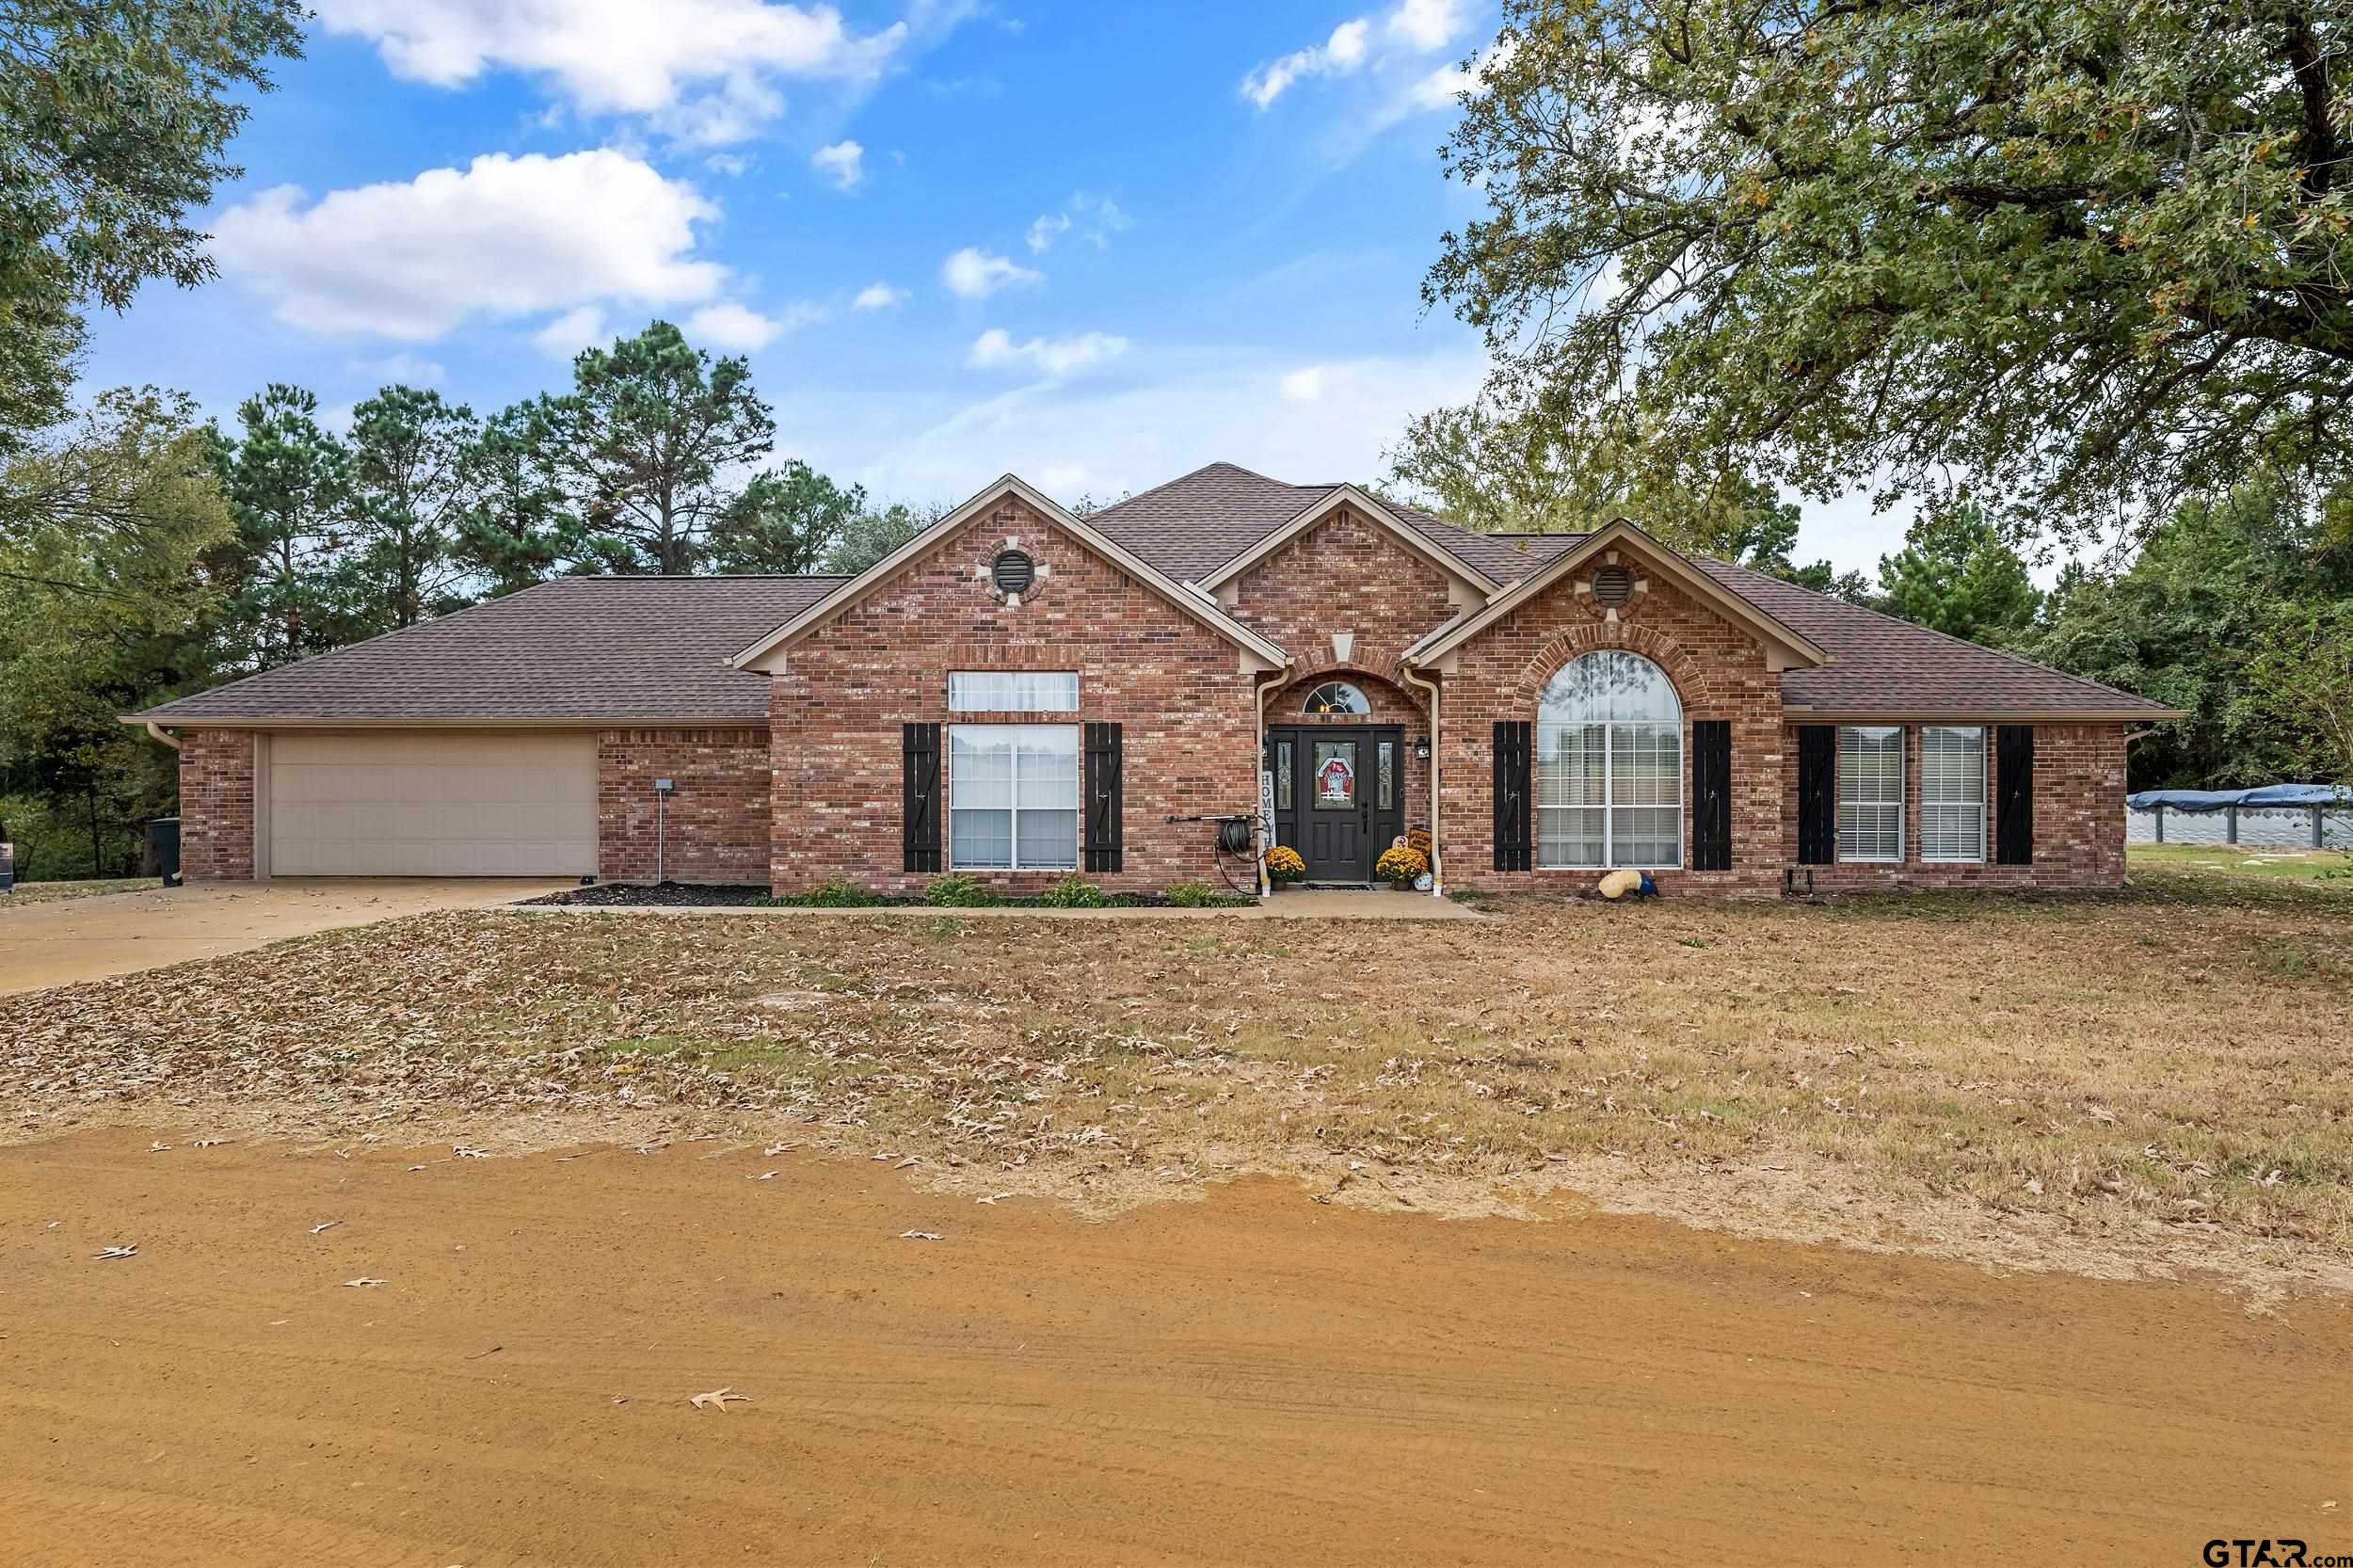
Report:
1498,620,1731,718
1275,665,1429,720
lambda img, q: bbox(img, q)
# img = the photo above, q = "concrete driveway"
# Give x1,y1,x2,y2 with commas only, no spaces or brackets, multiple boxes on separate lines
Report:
0,879,572,996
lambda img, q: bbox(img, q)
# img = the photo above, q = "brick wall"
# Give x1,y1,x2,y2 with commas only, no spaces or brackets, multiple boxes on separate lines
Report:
178,729,255,880
599,728,772,885
1778,721,2127,890
1228,505,1460,687
767,493,1264,896
1439,541,1787,897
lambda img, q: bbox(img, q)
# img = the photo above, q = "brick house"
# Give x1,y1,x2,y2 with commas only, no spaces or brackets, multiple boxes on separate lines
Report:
130,463,2178,897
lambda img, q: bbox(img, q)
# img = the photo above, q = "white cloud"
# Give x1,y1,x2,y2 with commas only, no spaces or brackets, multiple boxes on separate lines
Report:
940,247,1041,299
704,151,755,176
966,328,1129,379
213,150,727,340
350,352,447,386
811,138,864,190
311,0,906,145
1025,212,1070,254
1385,0,1466,51
852,280,909,311
1241,18,1369,108
806,344,1488,504
532,305,610,359
1279,366,1328,404
1242,0,1469,109
687,299,824,350
1026,193,1131,254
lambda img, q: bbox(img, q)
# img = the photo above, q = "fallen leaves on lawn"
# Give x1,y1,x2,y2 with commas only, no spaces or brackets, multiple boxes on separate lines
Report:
899,1230,942,1241
343,1277,385,1288
311,1221,341,1235
689,1387,749,1411
94,1245,136,1260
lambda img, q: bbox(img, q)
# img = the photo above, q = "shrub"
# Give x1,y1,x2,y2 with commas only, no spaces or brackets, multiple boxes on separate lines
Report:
1164,877,1219,907
1040,872,1106,908
1375,844,1429,886
803,877,884,907
923,873,996,907
1264,844,1306,883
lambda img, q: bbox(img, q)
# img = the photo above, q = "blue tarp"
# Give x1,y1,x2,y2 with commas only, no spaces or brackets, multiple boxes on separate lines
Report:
2127,783,2353,810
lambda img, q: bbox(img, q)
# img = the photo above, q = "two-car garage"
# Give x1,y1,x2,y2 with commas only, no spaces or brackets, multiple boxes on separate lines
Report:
258,731,598,877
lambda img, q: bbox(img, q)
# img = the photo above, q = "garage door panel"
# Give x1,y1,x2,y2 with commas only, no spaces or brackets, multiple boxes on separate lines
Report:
267,732,598,877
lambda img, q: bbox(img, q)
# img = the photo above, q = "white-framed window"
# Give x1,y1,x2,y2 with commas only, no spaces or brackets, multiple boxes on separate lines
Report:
947,671,1079,712
1838,726,1905,862
1535,650,1682,869
949,725,1080,870
1303,680,1369,714
1920,726,1986,862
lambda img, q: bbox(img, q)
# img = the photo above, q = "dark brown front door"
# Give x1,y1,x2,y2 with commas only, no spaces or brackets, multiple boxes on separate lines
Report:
1267,726,1404,882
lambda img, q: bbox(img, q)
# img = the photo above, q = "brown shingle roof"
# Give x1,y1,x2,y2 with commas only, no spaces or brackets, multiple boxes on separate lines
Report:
135,575,843,724
1085,461,1585,585
1693,560,2173,717
130,463,2171,727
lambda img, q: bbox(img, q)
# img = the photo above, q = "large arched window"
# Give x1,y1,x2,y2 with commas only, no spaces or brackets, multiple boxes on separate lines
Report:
1535,650,1683,869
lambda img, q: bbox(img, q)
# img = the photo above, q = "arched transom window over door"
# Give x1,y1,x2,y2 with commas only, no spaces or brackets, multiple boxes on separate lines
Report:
1535,650,1683,869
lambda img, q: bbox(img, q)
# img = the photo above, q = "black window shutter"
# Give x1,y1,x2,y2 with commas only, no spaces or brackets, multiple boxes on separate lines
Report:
1691,719,1733,871
1796,725,1836,865
1996,725,2035,865
1493,720,1532,872
903,723,940,873
1084,722,1124,872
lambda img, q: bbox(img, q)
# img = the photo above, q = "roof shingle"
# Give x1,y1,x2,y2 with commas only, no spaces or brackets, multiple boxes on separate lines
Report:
136,576,842,723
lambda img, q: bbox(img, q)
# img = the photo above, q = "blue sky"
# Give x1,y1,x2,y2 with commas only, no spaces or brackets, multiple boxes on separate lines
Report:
84,0,1900,570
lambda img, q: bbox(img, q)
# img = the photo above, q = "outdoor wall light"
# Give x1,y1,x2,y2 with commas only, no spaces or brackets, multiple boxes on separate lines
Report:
1413,739,1433,761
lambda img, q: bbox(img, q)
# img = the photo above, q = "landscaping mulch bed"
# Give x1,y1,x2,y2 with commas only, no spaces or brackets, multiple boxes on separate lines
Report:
522,883,768,907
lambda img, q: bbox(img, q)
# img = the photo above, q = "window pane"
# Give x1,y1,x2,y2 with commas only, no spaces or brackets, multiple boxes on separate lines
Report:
1611,806,1679,868
948,671,1079,712
1275,740,1292,811
1920,727,1984,861
1304,681,1369,715
1535,723,1606,808
1378,741,1395,811
1837,727,1905,862
1016,810,1078,870
1537,806,1606,867
951,724,1079,870
1538,650,1681,725
1612,723,1680,807
950,810,1012,869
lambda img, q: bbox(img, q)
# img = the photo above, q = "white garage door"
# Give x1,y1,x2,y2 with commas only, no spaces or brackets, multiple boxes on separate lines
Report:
266,732,598,876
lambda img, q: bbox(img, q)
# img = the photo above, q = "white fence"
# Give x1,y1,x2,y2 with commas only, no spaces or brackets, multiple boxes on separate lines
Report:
2128,805,2353,849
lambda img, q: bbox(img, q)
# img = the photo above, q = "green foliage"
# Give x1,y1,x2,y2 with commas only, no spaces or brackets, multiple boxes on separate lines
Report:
798,877,891,908
821,500,943,575
345,385,479,630
0,387,232,872
219,383,362,670
449,405,584,599
2015,479,2353,787
922,872,996,907
1428,1,2353,547
1039,872,1106,908
708,458,866,574
1876,505,2043,645
522,320,777,575
2246,600,2353,786
1163,877,1219,908
0,0,305,456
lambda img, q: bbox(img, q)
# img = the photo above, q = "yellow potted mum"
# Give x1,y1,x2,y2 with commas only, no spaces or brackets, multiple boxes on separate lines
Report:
1264,844,1305,886
1375,843,1428,888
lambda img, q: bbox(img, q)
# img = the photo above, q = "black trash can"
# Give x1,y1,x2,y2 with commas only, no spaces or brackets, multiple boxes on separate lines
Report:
147,817,183,887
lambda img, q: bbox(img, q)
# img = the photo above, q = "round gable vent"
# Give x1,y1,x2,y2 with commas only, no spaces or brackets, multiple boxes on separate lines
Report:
991,549,1036,596
1591,563,1636,607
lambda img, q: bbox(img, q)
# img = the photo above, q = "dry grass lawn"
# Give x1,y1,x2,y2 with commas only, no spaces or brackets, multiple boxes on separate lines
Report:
8,864,2348,1289
1,876,160,907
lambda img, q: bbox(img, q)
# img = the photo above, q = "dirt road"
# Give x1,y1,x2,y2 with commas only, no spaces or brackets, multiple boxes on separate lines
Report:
2,1128,2344,1566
